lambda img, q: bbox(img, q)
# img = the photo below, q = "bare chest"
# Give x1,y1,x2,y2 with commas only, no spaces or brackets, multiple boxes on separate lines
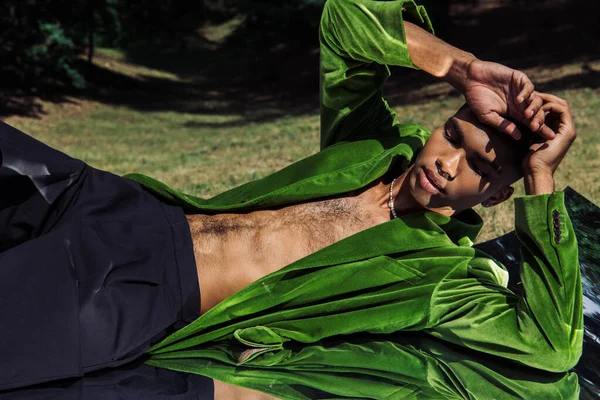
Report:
187,192,389,312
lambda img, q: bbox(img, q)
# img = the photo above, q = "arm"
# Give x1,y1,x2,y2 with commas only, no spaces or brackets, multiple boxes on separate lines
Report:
407,19,555,139
319,0,434,148
428,192,582,372
320,0,549,149
428,95,582,372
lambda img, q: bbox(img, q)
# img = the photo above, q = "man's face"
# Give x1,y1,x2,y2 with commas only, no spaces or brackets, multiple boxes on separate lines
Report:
407,106,523,215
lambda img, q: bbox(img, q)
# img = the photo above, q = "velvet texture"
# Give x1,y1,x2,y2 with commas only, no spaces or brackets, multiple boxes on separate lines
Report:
124,0,583,397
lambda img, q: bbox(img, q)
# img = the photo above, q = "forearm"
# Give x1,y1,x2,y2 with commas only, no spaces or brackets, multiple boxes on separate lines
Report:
405,21,476,92
320,0,432,68
319,0,434,147
513,192,583,371
430,191,582,372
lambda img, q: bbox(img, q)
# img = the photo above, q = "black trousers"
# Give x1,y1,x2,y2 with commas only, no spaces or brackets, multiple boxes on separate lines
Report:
0,121,203,391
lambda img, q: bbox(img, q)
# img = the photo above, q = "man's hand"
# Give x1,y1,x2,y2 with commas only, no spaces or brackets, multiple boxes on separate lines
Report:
404,21,564,147
521,92,576,195
403,22,551,141
462,60,555,140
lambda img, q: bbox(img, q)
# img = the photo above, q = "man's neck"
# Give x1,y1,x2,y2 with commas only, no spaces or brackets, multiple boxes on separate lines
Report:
389,166,424,218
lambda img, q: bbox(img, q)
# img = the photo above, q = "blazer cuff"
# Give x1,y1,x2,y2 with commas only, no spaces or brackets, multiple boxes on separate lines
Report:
514,191,572,248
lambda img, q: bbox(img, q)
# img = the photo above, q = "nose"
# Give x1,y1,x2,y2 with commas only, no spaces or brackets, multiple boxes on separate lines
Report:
436,153,460,181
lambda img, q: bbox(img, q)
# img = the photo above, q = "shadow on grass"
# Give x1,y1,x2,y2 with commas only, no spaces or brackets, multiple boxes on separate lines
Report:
1,0,599,124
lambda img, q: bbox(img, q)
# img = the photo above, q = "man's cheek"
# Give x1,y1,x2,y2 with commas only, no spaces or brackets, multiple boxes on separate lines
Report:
447,183,479,201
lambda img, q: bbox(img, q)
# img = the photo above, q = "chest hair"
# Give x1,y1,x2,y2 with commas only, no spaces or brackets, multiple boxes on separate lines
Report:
189,196,369,253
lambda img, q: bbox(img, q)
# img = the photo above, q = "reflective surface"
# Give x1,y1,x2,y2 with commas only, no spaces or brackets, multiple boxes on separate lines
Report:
475,187,600,399
2,187,597,399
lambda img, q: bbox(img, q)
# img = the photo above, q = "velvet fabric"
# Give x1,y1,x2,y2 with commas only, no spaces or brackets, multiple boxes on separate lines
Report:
124,0,583,397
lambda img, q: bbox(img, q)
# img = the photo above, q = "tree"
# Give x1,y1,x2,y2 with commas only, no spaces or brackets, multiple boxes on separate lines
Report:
0,0,122,89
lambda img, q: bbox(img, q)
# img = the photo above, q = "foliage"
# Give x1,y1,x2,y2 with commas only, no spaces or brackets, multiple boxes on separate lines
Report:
0,0,344,89
2,0,327,89
25,23,86,89
0,0,122,88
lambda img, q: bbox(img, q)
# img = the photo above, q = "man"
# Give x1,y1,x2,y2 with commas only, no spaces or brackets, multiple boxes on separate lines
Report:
0,0,581,397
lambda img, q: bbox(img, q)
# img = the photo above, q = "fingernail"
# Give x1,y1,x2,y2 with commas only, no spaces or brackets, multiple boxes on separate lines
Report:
518,97,524,103
526,110,532,118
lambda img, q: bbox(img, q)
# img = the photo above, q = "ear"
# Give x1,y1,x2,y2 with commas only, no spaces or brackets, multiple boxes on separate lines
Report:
481,186,514,208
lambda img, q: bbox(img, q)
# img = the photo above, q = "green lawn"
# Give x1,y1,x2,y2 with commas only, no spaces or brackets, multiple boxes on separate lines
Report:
4,49,599,243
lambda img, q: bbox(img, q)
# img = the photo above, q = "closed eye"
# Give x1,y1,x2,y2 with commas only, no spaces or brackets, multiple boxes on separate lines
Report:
443,121,460,146
470,163,486,178
444,119,488,178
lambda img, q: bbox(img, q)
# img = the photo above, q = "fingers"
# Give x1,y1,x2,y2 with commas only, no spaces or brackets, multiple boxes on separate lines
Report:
516,75,535,104
540,101,576,141
528,106,556,140
525,92,577,145
537,123,556,140
523,94,554,138
537,92,570,109
522,91,575,140
480,112,522,140
522,96,576,177
524,95,543,119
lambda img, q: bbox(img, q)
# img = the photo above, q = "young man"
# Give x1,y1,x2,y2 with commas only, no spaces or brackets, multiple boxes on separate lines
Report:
0,0,581,397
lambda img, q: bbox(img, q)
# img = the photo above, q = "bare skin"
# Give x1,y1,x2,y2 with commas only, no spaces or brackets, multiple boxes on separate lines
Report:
180,20,576,400
188,180,398,313
210,381,279,400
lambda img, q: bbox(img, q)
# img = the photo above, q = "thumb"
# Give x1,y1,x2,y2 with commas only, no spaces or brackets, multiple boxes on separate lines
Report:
478,112,522,140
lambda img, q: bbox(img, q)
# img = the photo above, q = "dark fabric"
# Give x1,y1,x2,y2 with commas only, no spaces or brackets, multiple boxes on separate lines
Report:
0,121,201,391
0,359,214,400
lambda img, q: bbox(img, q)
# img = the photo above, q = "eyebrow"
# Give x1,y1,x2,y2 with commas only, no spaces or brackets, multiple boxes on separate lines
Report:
450,118,501,174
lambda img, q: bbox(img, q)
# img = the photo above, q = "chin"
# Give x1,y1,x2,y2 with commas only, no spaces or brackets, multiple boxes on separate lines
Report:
409,169,455,214
408,169,433,207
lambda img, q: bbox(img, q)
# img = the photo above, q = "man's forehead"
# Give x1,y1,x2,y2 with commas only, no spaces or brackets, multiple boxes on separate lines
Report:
451,106,517,174
453,106,519,152
454,105,500,138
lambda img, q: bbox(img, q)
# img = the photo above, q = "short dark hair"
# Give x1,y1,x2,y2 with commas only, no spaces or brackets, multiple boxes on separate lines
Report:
459,103,543,171
495,119,544,167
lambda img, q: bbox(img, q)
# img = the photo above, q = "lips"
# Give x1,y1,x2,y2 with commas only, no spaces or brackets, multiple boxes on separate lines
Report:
418,168,444,195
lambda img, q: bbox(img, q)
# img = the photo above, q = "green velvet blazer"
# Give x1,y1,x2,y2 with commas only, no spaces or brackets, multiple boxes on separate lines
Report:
124,0,583,398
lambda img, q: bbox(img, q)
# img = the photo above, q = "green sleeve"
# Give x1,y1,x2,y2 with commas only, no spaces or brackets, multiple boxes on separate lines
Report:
319,0,433,149
428,191,583,373
145,335,580,400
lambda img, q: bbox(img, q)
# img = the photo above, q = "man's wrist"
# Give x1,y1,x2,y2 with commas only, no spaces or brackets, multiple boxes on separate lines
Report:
523,172,555,195
443,52,477,93
405,21,476,91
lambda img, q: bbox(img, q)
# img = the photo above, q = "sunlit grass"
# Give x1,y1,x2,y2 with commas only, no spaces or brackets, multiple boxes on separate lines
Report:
4,53,599,243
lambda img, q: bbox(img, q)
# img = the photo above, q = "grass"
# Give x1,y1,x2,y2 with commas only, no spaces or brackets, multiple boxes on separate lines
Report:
3,48,600,243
